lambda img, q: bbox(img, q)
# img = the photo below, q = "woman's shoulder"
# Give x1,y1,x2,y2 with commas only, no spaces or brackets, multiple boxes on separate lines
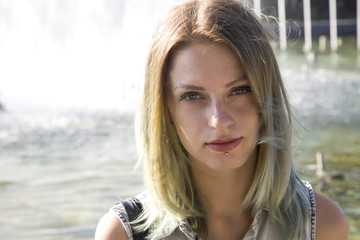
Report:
94,194,146,240
94,211,128,240
314,191,349,240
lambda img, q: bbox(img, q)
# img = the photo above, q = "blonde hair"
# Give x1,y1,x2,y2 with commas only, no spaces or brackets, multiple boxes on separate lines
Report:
136,0,309,239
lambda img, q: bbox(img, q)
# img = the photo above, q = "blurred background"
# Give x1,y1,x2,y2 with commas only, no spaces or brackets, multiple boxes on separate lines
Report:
0,0,359,239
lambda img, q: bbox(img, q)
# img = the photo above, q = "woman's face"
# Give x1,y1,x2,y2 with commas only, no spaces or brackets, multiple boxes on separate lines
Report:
167,42,260,172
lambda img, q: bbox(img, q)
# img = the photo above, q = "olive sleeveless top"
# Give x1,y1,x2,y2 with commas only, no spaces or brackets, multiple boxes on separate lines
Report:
110,181,316,240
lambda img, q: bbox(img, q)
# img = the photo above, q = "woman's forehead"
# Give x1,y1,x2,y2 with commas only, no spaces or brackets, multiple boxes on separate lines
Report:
166,42,248,88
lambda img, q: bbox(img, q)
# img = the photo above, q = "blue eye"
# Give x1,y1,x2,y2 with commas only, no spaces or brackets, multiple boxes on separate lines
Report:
232,86,252,95
180,92,200,101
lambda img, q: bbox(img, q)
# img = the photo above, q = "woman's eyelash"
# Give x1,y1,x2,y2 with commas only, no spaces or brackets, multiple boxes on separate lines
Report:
179,87,251,102
231,86,252,95
179,92,200,101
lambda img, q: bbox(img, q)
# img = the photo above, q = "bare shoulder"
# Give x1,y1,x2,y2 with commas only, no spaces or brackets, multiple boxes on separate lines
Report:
94,211,128,240
314,191,349,240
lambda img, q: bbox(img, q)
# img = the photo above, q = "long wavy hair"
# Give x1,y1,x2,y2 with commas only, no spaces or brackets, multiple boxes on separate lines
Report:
135,0,309,239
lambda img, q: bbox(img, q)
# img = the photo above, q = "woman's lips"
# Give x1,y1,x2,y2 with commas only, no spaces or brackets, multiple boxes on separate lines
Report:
206,137,242,152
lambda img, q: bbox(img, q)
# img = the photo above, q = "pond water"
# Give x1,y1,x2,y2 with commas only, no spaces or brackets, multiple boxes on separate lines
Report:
278,37,360,239
0,38,359,239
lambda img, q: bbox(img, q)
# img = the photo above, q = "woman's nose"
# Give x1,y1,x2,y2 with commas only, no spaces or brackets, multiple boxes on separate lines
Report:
208,101,234,129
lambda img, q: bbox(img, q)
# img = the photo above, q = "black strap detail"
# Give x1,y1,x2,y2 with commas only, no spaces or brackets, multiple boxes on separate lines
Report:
122,197,148,240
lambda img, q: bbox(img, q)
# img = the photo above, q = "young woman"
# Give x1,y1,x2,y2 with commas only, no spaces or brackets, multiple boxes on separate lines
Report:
95,0,348,239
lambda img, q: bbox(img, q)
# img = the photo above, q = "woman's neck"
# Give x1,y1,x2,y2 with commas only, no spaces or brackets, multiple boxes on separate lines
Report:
191,153,257,218
191,155,257,240
194,170,254,218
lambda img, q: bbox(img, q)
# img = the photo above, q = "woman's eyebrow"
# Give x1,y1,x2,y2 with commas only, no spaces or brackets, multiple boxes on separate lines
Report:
173,75,248,91
225,75,248,87
173,84,205,91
